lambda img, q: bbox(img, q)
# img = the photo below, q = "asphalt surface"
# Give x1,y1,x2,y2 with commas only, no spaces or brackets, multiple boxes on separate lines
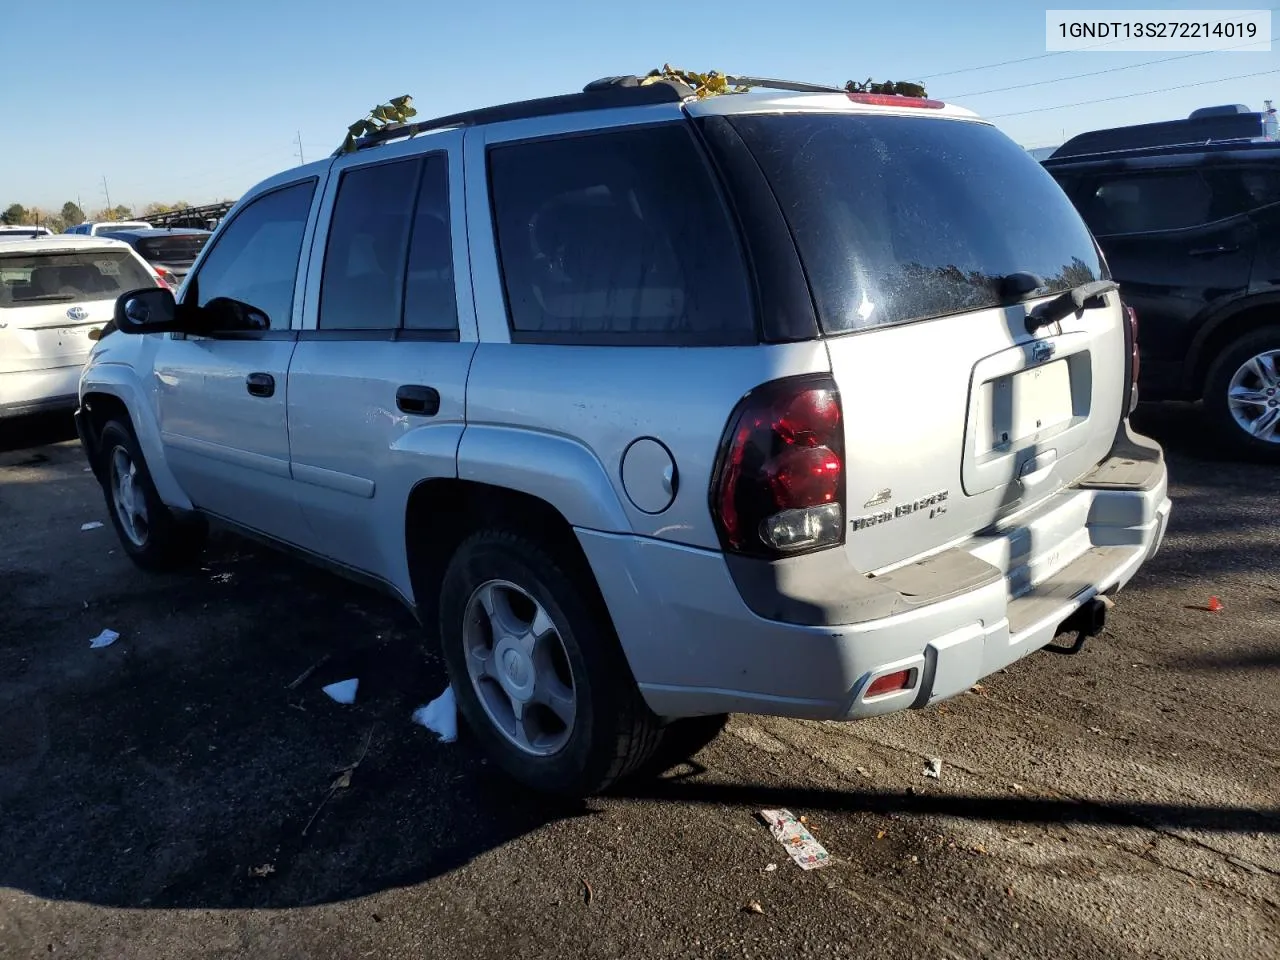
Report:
0,404,1276,960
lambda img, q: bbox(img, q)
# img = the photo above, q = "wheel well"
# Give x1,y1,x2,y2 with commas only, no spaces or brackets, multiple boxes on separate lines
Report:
80,392,133,472
1189,304,1280,396
404,479,601,635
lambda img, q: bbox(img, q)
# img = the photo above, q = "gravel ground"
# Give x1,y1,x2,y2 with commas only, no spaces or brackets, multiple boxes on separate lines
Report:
0,404,1276,960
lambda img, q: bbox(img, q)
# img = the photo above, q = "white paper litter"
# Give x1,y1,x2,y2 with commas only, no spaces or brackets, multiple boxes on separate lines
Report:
89,629,119,649
81,521,104,532
924,758,942,779
412,685,457,743
322,678,359,705
760,809,830,870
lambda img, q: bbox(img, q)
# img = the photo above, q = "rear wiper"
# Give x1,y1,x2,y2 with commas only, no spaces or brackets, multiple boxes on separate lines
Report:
1025,280,1119,334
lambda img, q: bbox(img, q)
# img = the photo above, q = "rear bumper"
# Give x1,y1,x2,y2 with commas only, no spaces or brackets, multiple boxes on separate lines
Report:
0,366,82,419
578,448,1170,722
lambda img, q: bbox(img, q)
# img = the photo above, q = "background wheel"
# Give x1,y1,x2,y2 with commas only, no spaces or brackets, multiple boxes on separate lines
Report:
1204,326,1280,464
438,529,661,796
97,419,206,571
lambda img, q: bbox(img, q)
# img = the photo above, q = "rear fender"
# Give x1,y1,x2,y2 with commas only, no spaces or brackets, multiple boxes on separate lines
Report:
456,424,631,533
1181,289,1280,394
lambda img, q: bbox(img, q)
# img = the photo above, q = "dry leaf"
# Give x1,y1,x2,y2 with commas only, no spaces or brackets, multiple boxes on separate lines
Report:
332,769,353,790
582,879,594,906
744,901,765,915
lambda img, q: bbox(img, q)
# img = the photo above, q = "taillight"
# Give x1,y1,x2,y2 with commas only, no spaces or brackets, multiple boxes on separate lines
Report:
846,92,945,109
153,265,172,290
1124,304,1140,411
710,376,845,557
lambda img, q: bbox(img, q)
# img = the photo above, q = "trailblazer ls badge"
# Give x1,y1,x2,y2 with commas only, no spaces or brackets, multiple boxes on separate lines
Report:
850,489,950,532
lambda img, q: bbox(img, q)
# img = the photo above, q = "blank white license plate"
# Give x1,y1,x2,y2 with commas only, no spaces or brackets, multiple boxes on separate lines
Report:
978,359,1073,453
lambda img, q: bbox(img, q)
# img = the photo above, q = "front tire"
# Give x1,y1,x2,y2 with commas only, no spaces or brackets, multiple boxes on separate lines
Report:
1203,327,1280,463
438,529,661,796
98,419,206,571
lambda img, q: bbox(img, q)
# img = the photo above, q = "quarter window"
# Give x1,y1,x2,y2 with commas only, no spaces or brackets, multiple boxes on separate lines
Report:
487,124,754,344
1081,172,1214,235
188,179,315,329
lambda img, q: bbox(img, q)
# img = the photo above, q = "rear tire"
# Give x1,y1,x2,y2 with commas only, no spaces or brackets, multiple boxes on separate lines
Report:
1203,326,1280,464
97,419,206,571
437,529,661,796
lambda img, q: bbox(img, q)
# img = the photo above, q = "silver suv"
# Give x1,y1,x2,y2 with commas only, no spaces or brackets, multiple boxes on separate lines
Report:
75,75,1172,795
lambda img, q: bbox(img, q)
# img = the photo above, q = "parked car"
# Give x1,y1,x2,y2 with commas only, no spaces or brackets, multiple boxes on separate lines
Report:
0,236,159,418
1043,110,1280,461
75,75,1171,795
0,225,55,238
65,221,155,237
97,227,211,291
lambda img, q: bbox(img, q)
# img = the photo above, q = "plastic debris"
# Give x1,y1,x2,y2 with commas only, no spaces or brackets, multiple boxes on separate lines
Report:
80,521,104,532
855,766,872,778
210,572,234,584
760,809,830,870
743,901,765,915
764,863,777,872
322,678,359,705
412,685,458,743
924,758,942,779
89,629,119,649
248,864,276,878
1207,596,1223,612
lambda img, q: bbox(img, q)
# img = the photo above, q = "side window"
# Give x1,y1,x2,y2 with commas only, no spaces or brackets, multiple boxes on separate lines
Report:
189,179,315,330
1080,171,1213,235
319,153,457,333
487,124,753,344
1234,168,1280,210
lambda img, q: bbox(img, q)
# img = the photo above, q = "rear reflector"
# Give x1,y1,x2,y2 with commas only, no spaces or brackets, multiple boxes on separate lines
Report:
866,669,914,698
846,92,945,109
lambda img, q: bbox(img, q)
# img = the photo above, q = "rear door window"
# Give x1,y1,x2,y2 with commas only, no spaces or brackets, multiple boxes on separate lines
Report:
1079,171,1215,234
487,123,754,344
725,113,1105,335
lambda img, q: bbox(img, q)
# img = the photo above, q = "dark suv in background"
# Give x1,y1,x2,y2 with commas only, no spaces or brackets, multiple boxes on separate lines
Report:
98,227,211,291
1044,108,1280,462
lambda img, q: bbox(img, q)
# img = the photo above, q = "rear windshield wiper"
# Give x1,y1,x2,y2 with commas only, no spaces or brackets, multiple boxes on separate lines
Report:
1025,279,1119,334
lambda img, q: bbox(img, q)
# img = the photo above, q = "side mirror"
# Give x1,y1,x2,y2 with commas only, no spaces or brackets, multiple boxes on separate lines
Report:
113,287,181,334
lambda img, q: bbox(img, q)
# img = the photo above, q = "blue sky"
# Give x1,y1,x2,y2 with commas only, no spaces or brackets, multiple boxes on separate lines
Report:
3,0,1276,212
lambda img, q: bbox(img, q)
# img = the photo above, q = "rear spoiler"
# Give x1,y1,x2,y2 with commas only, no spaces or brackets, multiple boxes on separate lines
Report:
1048,112,1267,160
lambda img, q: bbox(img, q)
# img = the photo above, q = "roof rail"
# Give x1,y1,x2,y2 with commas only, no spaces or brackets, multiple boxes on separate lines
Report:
339,77,694,155
1048,111,1267,160
337,73,860,155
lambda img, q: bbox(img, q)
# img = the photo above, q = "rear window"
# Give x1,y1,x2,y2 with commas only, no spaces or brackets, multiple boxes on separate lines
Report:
727,113,1105,335
0,251,154,309
137,234,209,264
487,124,754,344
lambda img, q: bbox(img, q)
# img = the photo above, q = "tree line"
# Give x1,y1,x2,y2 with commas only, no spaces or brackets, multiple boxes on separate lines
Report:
1,200,201,233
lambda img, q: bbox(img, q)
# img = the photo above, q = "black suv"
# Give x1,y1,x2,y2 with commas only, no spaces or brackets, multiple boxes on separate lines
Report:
1043,110,1280,462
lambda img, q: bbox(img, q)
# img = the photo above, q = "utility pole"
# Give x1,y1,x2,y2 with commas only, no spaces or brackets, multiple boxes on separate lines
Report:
295,130,305,165
101,176,112,218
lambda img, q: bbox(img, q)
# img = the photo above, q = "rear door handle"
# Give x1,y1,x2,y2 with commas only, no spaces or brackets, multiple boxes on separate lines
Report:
246,372,275,398
396,384,440,416
1189,244,1239,257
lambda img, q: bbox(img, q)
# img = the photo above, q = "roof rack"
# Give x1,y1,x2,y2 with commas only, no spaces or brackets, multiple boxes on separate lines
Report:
338,73,852,155
1047,111,1269,160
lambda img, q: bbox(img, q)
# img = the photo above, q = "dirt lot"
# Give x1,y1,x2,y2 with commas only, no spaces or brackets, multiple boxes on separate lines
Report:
0,405,1276,960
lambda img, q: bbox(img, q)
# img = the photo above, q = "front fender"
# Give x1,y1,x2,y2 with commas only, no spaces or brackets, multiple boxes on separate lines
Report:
457,424,630,533
79,361,193,512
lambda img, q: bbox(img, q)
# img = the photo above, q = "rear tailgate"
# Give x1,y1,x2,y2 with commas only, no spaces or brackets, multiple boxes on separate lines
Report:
0,248,154,373
724,108,1124,573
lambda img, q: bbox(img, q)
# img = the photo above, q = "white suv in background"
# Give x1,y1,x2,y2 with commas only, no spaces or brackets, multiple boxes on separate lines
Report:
1,236,159,418
65,221,155,237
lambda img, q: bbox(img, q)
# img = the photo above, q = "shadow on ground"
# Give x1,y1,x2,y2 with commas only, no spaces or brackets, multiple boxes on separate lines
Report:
0,404,1276,912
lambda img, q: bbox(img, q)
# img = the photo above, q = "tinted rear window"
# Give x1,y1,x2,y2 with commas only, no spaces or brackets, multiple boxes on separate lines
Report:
487,123,754,344
137,234,209,264
728,113,1104,334
0,251,154,309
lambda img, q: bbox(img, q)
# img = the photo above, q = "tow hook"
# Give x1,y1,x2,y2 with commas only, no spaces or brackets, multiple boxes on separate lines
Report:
1045,595,1113,655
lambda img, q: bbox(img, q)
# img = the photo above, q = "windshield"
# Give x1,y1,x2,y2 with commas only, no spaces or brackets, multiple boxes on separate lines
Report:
726,113,1106,334
137,234,209,264
0,250,155,309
